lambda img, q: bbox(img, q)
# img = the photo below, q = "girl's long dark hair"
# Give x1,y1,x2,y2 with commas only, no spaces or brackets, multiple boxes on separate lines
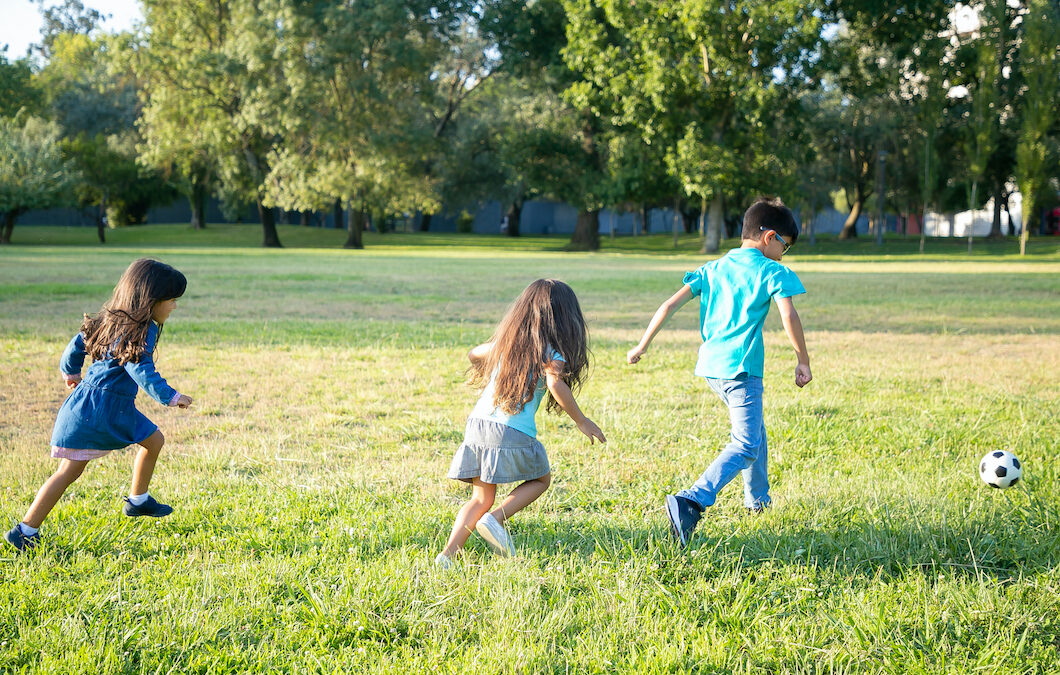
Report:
81,258,186,365
470,279,590,414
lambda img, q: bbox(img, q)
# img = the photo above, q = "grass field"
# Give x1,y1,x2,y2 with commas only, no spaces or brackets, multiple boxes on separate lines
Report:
1,225,1059,673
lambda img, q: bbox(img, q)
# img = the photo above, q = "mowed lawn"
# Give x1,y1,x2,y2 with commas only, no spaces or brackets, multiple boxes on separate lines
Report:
1,226,1059,673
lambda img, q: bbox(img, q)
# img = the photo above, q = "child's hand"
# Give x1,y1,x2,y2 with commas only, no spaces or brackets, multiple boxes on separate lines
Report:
577,418,607,444
626,345,647,364
795,364,812,388
64,375,81,390
175,394,193,408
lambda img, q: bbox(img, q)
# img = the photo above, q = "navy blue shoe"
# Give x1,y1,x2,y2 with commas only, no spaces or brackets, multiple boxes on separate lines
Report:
5,524,39,552
746,502,771,515
664,495,702,547
123,496,173,518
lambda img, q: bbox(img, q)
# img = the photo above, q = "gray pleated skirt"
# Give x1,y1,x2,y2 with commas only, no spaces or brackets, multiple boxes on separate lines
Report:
448,418,550,484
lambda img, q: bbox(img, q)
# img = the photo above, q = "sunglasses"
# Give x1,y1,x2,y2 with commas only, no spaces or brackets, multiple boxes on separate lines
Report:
761,227,791,255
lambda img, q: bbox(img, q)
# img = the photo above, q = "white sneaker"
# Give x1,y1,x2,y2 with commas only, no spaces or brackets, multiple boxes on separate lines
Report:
435,553,457,570
475,513,516,557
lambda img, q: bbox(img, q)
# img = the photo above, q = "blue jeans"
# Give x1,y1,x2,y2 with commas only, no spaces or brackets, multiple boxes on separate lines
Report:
677,375,771,511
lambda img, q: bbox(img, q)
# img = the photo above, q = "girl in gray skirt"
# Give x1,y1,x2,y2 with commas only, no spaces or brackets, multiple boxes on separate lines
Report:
437,279,606,567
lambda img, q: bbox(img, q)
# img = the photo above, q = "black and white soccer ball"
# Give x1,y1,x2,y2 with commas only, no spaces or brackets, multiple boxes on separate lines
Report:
979,450,1022,489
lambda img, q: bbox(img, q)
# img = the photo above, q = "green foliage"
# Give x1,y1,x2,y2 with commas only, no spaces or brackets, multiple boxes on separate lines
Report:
1016,0,1060,247
0,52,41,118
0,114,76,218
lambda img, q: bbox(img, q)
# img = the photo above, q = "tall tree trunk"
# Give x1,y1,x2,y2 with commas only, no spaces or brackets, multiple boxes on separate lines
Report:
507,200,522,237
97,193,107,244
419,213,432,232
258,200,282,247
0,210,17,244
700,197,724,254
333,198,343,230
190,179,207,230
641,205,650,234
988,182,1004,238
568,209,599,251
838,192,864,239
344,203,364,249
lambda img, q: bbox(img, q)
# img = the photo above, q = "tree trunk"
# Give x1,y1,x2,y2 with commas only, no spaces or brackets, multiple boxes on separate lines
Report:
344,203,364,249
333,198,343,230
419,212,432,232
567,209,599,251
258,201,282,247
97,193,107,244
507,201,522,237
838,196,864,239
190,179,207,230
641,205,650,234
700,197,724,254
0,210,17,244
988,182,1004,239
300,211,310,227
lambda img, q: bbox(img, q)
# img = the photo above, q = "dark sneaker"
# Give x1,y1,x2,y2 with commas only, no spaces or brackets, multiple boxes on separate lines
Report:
746,503,771,515
123,496,173,518
5,524,39,552
664,495,701,547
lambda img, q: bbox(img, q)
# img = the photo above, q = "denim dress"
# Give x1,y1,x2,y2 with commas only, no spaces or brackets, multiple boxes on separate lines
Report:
50,322,179,455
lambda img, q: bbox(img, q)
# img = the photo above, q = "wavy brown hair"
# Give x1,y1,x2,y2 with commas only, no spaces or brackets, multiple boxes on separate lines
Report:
470,279,590,415
81,258,187,365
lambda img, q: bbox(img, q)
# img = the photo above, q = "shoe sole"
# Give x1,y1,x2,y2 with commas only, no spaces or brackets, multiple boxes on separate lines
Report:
123,507,173,518
664,495,687,547
475,521,515,557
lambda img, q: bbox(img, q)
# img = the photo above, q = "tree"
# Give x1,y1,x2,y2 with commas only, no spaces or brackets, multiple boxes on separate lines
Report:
562,0,823,252
1015,0,1060,255
137,0,285,247
0,115,77,243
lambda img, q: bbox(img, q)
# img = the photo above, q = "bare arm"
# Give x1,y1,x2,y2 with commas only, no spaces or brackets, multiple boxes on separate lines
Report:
468,342,493,365
775,296,812,388
627,285,695,364
545,361,606,444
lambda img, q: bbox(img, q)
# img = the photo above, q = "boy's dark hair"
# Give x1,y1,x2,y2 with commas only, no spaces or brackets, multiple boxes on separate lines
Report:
741,196,799,244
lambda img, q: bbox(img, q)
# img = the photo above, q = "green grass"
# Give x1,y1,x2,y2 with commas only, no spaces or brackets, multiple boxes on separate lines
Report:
1,228,1059,673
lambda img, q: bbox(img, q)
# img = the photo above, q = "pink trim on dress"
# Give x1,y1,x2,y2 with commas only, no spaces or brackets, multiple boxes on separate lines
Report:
51,447,110,461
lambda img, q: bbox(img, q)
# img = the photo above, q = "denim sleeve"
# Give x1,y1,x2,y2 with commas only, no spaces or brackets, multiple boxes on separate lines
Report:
59,333,87,375
124,324,177,406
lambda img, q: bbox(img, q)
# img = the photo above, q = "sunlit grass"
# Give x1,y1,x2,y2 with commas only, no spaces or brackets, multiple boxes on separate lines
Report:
1,234,1058,673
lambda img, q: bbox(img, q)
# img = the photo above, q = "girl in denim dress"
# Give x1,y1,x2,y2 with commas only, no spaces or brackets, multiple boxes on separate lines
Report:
436,279,606,568
5,259,193,552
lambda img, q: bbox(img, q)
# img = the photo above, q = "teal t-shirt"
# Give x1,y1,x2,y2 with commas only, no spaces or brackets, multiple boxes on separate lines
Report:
684,248,805,379
468,349,565,438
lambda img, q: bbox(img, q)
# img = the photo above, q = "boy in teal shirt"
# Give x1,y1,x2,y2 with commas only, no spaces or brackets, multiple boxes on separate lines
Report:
627,197,812,546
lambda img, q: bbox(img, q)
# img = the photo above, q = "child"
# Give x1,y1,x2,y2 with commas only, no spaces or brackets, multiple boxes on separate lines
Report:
627,197,812,547
5,259,193,552
437,279,606,567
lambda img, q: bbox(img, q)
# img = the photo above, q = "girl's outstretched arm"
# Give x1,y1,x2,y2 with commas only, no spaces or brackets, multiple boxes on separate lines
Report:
627,285,695,364
545,361,606,444
468,342,493,365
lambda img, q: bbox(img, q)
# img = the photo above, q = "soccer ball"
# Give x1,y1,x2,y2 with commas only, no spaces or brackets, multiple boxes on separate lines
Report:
979,450,1022,489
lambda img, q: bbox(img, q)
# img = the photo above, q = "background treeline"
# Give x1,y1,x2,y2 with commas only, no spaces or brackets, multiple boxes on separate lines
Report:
1,0,1058,252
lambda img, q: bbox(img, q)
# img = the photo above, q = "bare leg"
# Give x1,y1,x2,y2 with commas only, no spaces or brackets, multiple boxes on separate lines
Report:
130,430,164,496
22,459,89,528
491,473,551,526
441,478,496,558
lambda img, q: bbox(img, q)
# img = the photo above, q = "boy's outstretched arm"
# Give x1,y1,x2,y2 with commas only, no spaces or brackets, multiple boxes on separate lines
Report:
775,296,812,388
627,285,694,364
545,361,606,444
